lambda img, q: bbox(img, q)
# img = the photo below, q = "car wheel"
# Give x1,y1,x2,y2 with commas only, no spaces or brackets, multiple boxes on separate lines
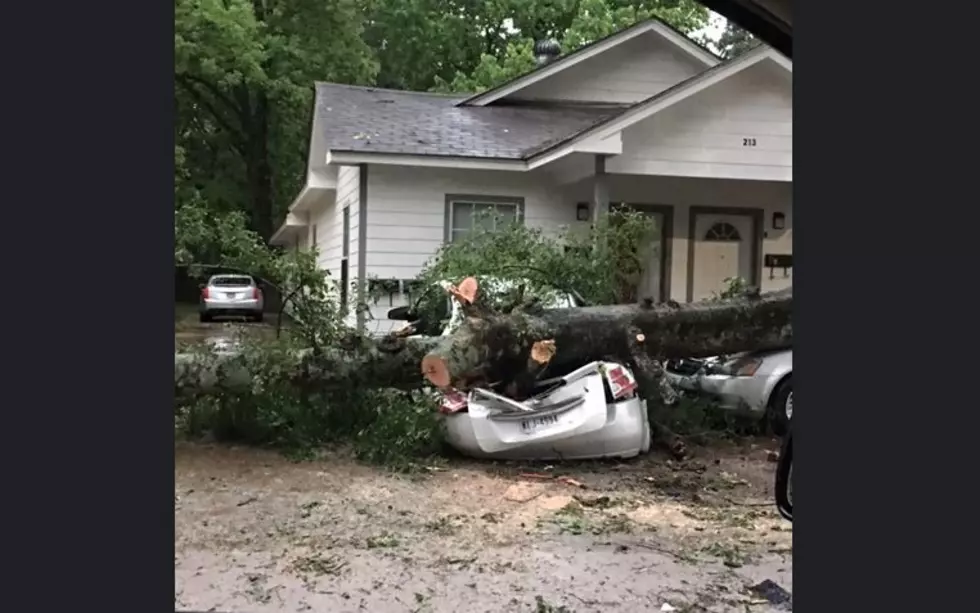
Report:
199,312,212,323
252,312,264,323
768,377,793,436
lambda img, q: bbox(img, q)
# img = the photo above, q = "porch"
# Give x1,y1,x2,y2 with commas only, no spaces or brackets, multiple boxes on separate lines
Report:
554,160,793,303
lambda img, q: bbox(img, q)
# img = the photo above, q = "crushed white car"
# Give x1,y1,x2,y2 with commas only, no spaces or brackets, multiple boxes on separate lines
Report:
439,361,650,461
387,277,652,461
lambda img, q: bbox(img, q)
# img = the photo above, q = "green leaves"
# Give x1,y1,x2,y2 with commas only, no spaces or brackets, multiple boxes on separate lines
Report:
429,0,710,93
416,210,657,308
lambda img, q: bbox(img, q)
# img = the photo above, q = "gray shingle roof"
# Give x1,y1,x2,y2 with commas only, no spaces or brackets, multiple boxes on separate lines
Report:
314,83,622,160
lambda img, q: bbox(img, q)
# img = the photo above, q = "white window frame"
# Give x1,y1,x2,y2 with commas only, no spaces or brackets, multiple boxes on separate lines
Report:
444,194,525,243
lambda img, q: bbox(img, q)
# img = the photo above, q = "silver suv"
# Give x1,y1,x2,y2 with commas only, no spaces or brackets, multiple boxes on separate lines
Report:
199,274,264,323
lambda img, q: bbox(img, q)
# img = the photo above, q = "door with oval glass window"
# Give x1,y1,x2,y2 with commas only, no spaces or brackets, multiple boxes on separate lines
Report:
691,214,754,301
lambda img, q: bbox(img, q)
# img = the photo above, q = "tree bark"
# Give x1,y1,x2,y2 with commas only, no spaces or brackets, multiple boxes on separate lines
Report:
245,91,275,241
420,279,792,396
174,334,441,403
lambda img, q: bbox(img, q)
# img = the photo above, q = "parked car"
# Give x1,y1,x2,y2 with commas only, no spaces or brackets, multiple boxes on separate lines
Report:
199,274,265,323
388,277,650,461
663,348,793,435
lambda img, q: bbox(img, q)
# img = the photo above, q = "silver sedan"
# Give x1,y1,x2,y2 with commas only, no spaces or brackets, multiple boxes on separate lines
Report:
199,274,265,323
664,348,793,435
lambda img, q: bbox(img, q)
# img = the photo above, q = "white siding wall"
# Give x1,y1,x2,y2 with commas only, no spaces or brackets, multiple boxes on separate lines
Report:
608,62,792,182
360,165,580,334
365,165,577,280
511,33,705,104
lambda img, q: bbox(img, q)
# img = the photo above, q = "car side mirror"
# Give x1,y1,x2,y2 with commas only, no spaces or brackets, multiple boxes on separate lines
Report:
387,305,414,320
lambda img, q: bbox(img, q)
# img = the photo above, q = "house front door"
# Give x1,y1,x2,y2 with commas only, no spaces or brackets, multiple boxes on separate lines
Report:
691,213,755,301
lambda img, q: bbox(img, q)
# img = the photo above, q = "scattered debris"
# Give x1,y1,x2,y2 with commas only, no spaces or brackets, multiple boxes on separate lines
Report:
660,603,678,612
767,450,780,462
236,496,259,507
748,579,792,607
557,476,587,489
519,472,553,480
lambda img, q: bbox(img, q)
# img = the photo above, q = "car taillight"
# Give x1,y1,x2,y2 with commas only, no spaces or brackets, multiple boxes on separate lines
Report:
252,287,261,299
201,287,210,299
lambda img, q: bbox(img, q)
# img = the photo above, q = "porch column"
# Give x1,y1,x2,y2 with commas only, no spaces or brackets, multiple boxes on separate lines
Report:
591,154,610,223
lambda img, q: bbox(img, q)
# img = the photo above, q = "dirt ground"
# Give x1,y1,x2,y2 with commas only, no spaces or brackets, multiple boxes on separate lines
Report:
175,438,792,612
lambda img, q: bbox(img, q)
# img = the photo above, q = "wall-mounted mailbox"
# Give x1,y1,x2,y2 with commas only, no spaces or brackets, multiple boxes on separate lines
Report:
764,253,793,280
764,254,793,268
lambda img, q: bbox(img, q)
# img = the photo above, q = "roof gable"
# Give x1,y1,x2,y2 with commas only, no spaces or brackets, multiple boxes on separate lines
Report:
524,46,791,165
460,19,721,107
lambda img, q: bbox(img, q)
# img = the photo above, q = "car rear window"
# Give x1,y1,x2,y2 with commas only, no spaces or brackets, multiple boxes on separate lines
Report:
210,276,253,286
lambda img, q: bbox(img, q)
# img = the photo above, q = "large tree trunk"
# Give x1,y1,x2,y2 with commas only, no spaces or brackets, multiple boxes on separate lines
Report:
175,279,792,408
174,334,440,404
419,278,792,397
245,92,274,241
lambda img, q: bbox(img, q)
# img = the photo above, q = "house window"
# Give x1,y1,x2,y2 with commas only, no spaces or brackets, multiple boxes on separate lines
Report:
447,197,523,242
704,222,741,242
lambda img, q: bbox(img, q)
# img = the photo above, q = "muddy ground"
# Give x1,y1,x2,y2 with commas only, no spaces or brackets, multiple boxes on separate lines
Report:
175,438,792,612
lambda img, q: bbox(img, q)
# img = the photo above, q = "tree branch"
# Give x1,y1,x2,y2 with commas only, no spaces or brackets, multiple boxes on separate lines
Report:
175,75,248,152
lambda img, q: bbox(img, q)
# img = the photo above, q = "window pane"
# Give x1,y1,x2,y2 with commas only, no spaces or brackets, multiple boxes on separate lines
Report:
450,228,470,243
494,204,518,229
473,203,496,231
452,202,473,231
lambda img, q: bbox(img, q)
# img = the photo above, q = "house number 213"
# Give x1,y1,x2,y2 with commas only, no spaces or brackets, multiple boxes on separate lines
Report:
742,138,757,147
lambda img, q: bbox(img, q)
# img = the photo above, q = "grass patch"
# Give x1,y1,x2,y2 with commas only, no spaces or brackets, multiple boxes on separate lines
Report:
365,532,401,549
701,542,752,568
546,501,635,536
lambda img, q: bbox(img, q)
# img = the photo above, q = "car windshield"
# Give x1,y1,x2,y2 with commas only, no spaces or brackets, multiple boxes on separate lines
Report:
210,276,253,287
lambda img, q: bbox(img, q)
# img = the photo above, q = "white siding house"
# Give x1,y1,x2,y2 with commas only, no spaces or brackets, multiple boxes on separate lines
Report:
270,19,793,333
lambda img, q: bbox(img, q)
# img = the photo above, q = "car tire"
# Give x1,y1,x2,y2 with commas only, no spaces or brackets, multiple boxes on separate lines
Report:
252,312,264,323
767,376,793,437
199,312,212,323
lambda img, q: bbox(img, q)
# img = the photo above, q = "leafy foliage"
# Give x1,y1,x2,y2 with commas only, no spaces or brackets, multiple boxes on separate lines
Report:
175,0,378,238
716,21,757,58
433,0,711,93
414,210,657,318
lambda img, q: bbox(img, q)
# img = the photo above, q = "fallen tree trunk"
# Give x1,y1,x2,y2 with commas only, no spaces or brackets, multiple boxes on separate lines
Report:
421,278,792,397
174,333,440,403
174,278,791,406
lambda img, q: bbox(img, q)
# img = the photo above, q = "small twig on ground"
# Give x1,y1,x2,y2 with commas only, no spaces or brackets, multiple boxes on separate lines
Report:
723,497,773,507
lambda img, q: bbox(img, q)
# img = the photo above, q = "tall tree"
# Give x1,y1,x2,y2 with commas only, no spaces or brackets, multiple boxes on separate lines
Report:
433,0,711,93
174,0,378,239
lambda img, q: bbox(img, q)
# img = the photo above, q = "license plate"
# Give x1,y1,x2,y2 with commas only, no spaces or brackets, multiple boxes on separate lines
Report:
520,414,559,433
226,292,238,300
